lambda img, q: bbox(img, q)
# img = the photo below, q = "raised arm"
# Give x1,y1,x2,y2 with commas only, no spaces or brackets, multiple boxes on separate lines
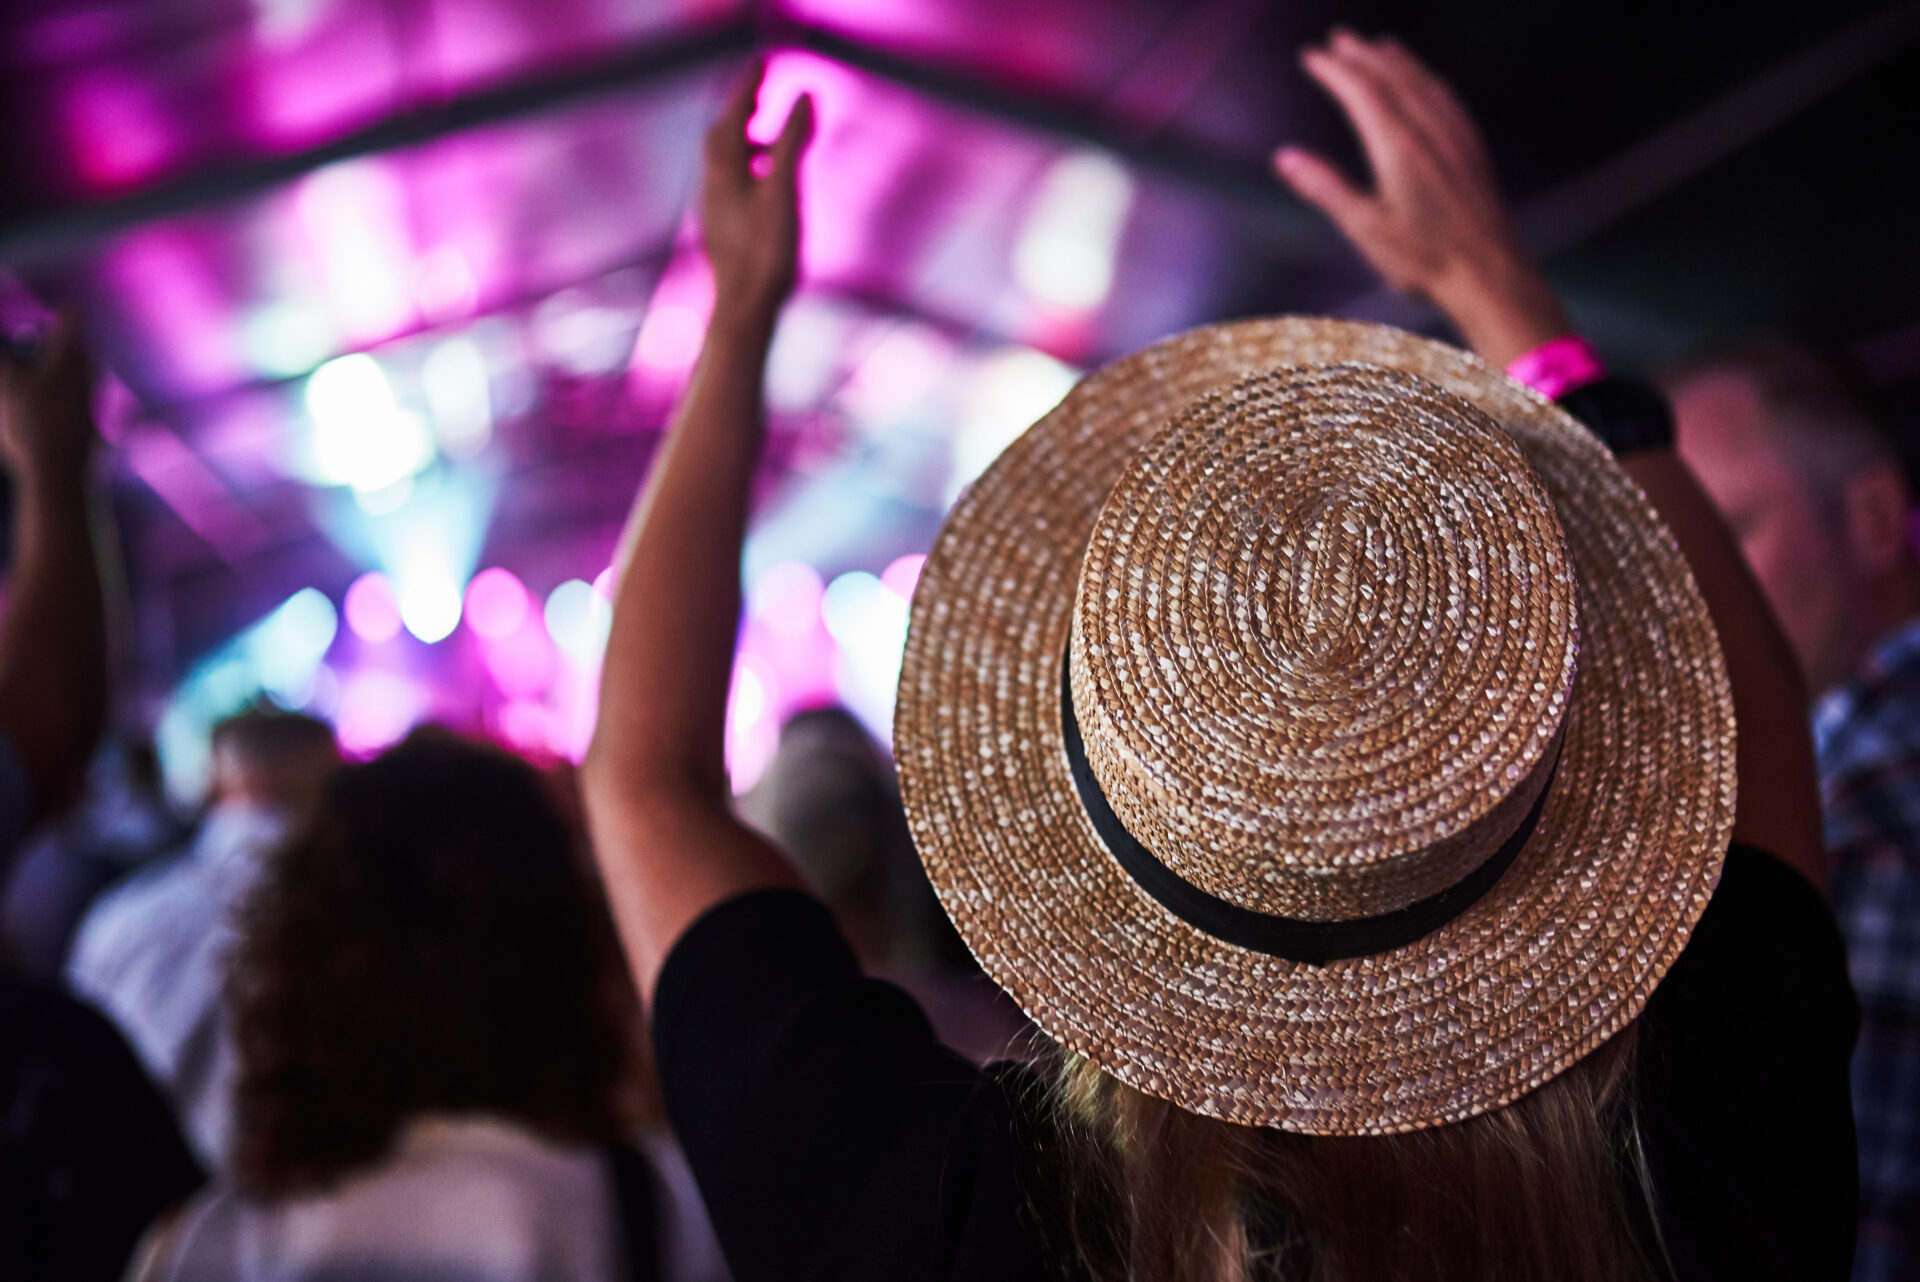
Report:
582,69,813,998
0,313,113,845
1276,31,1824,886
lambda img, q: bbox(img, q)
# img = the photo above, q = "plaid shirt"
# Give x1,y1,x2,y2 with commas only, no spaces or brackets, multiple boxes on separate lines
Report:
1815,617,1920,1279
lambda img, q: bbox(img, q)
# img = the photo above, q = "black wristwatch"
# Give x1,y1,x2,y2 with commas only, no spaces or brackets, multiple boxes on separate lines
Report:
1554,378,1676,458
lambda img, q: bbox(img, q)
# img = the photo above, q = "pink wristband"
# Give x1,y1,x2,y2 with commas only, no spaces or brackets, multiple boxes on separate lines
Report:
1504,335,1606,400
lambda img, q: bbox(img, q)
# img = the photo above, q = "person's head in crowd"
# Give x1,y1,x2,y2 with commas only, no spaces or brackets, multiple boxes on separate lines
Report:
740,707,908,954
206,704,339,815
743,704,989,989
1666,340,1920,695
224,728,634,1196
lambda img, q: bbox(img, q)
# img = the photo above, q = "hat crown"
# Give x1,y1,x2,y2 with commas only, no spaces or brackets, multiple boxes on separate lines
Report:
1068,364,1579,922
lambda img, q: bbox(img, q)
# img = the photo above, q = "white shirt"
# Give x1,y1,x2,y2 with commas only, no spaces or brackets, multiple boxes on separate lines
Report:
132,1115,631,1282
66,802,289,1168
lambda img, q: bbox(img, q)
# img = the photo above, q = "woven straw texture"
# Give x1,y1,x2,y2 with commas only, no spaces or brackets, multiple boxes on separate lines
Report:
894,318,1735,1135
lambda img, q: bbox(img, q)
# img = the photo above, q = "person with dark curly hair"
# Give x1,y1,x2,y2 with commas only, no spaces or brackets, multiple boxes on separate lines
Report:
128,729,664,1282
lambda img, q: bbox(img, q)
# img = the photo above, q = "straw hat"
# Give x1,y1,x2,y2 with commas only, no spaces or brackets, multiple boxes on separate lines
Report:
893,318,1734,1135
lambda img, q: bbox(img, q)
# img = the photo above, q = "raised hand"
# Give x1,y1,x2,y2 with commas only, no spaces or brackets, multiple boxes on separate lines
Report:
1274,30,1569,366
0,311,96,486
700,65,813,332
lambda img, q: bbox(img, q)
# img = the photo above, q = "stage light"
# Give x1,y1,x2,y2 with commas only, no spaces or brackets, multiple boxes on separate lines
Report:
632,250,715,381
1013,150,1134,313
422,335,493,458
353,475,413,515
838,322,951,434
398,574,462,644
634,302,705,374
343,571,403,643
414,245,480,322
336,669,424,756
296,162,415,343
822,570,912,740
750,561,826,635
950,347,1079,498
820,571,883,646
303,353,436,493
483,623,557,699
881,554,925,602
65,74,172,190
497,699,557,756
248,587,339,703
545,579,610,661
730,665,767,738
464,567,530,640
726,658,780,793
240,301,334,378
532,288,636,375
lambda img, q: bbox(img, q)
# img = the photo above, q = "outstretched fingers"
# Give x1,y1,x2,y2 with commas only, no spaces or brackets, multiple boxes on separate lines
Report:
704,61,763,186
765,92,814,186
1272,146,1375,243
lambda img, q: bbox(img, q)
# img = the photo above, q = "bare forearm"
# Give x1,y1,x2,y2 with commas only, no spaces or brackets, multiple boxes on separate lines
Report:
1429,256,1571,370
584,69,817,999
1623,452,1824,886
594,304,777,796
0,471,110,822
585,304,807,994
1444,273,1826,880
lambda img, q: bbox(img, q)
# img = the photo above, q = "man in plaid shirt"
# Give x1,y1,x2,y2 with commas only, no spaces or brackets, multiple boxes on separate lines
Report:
1675,341,1920,1279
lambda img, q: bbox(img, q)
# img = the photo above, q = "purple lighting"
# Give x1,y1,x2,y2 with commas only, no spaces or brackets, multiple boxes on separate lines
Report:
632,248,714,379
881,553,926,601
464,567,532,641
750,561,827,635
63,73,175,190
343,571,404,643
336,668,425,757
481,618,558,699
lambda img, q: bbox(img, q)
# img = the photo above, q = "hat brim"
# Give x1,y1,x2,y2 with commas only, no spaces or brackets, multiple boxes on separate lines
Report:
893,318,1734,1135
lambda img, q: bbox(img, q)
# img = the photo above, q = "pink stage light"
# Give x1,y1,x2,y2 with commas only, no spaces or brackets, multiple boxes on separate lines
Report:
726,657,780,793
880,553,926,602
343,571,403,643
482,620,558,699
464,567,530,640
64,74,174,190
247,15,397,150
752,52,870,281
335,669,423,757
496,699,557,758
750,561,826,635
631,249,714,378
634,302,705,374
103,226,242,396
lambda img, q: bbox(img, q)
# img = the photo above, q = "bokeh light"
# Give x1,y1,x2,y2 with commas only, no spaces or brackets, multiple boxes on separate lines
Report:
398,575,463,644
303,353,437,493
481,618,558,699
336,669,425,757
422,335,494,458
880,553,926,602
1013,150,1134,313
247,587,339,703
750,561,826,635
545,578,611,661
464,567,530,640
949,347,1079,499
343,571,403,643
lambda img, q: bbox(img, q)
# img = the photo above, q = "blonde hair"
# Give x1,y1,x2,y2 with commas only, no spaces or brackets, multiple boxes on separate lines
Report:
1040,1024,1663,1282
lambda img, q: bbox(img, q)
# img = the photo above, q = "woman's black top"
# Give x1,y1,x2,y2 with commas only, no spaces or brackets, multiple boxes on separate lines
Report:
654,844,1859,1281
